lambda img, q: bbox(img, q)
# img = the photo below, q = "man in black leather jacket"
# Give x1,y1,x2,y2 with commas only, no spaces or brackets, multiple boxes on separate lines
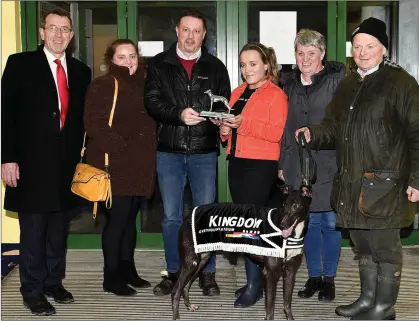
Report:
144,9,231,297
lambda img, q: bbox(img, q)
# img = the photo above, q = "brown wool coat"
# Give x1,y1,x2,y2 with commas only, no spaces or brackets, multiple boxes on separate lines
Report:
84,63,156,197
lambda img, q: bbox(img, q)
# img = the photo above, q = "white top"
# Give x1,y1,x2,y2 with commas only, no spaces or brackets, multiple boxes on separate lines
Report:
357,64,379,78
300,74,311,86
300,66,324,86
43,46,68,115
176,43,201,60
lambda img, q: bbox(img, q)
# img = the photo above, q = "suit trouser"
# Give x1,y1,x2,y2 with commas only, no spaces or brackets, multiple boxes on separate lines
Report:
18,211,70,299
349,228,402,264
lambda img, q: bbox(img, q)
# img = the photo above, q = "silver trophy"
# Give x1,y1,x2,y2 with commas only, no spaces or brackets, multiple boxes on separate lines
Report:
200,90,234,119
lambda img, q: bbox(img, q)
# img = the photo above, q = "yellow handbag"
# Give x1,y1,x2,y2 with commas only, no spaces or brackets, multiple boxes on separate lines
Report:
71,77,118,218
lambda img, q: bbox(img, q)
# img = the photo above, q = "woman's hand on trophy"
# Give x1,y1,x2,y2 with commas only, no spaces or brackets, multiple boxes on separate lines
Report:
222,115,243,129
220,125,231,136
209,118,222,126
181,107,206,125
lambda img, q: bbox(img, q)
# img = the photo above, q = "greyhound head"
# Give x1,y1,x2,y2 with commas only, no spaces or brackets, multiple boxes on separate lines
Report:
277,184,312,238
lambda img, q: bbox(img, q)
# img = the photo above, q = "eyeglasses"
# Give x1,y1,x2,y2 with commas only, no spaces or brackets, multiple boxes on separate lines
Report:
44,25,72,33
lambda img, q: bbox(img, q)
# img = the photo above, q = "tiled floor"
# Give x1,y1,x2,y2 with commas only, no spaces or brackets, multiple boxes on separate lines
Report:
2,247,419,320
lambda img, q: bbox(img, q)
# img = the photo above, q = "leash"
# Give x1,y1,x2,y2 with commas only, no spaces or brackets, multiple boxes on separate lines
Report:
298,132,317,186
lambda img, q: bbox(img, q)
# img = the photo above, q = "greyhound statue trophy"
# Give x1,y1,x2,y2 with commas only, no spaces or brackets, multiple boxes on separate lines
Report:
200,89,234,119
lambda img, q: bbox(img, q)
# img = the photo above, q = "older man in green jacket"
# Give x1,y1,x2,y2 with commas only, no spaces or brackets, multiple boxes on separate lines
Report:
296,17,419,320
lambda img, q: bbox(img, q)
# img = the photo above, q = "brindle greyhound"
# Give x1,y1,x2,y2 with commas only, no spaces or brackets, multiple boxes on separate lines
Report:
171,184,312,320
171,133,316,320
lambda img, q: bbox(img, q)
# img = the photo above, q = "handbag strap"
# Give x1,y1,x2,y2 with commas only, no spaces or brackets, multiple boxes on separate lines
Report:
108,76,119,127
105,76,118,169
80,76,119,169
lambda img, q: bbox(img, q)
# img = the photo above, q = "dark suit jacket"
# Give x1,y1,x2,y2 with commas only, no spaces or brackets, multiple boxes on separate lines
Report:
1,45,91,213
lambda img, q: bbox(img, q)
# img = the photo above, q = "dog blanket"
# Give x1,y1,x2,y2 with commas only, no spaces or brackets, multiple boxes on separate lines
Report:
192,203,304,258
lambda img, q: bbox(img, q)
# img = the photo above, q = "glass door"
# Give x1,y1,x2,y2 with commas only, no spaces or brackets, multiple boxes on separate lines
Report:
76,1,118,78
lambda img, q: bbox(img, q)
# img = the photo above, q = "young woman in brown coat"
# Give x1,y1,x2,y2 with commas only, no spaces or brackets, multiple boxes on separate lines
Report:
84,39,156,296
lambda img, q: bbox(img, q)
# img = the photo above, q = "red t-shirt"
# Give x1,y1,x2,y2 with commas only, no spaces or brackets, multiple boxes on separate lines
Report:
177,55,197,79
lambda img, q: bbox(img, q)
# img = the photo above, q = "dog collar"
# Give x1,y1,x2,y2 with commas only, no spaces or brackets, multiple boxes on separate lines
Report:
262,208,305,258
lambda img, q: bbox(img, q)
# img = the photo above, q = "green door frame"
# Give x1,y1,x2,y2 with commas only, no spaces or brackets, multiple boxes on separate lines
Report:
18,0,419,249
20,1,38,51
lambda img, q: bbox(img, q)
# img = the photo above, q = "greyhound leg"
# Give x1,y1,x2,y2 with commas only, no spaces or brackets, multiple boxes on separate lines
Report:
182,252,212,312
172,259,198,320
264,258,281,320
282,255,303,320
172,224,200,321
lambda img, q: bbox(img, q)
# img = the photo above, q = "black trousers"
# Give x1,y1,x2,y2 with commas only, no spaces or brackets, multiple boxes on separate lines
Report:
349,228,403,264
228,156,278,206
18,211,70,299
102,195,141,270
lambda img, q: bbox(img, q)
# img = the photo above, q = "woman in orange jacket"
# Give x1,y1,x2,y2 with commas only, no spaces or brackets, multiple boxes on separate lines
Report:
220,42,288,308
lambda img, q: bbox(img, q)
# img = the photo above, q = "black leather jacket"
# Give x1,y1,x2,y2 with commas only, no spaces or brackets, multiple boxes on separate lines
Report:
144,43,231,154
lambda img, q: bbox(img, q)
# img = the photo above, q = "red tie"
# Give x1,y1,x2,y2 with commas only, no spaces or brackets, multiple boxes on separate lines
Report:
54,59,69,129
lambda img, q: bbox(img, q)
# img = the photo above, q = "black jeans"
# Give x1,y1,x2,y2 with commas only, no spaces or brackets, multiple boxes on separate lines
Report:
349,229,402,264
228,156,278,206
102,195,141,270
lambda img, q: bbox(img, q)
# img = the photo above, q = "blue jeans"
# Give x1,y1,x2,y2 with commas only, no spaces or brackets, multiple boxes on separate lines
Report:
157,151,217,273
304,211,342,277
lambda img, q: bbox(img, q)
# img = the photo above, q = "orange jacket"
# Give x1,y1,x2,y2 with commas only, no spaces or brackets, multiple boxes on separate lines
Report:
221,79,288,161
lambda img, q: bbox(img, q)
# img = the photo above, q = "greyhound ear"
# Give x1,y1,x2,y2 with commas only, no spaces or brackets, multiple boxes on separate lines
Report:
301,185,312,197
280,184,291,195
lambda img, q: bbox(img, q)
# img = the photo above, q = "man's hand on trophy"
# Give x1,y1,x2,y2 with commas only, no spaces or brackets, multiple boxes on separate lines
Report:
181,107,206,125
222,115,243,129
220,125,231,136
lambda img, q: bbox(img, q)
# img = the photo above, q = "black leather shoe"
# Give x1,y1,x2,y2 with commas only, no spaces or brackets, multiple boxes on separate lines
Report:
318,282,336,301
45,285,74,304
23,296,56,316
103,268,137,296
153,272,178,296
120,261,151,289
298,278,322,298
199,272,220,296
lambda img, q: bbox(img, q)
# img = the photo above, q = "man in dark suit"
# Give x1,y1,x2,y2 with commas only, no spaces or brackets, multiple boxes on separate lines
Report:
1,9,91,316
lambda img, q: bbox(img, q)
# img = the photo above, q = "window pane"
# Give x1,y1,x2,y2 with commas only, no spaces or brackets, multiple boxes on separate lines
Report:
248,1,328,79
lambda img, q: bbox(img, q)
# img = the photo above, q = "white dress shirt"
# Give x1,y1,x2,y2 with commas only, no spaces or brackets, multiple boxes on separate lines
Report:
176,43,201,60
43,46,68,115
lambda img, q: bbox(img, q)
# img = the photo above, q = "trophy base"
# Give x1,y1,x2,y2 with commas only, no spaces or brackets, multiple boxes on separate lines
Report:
200,111,234,119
